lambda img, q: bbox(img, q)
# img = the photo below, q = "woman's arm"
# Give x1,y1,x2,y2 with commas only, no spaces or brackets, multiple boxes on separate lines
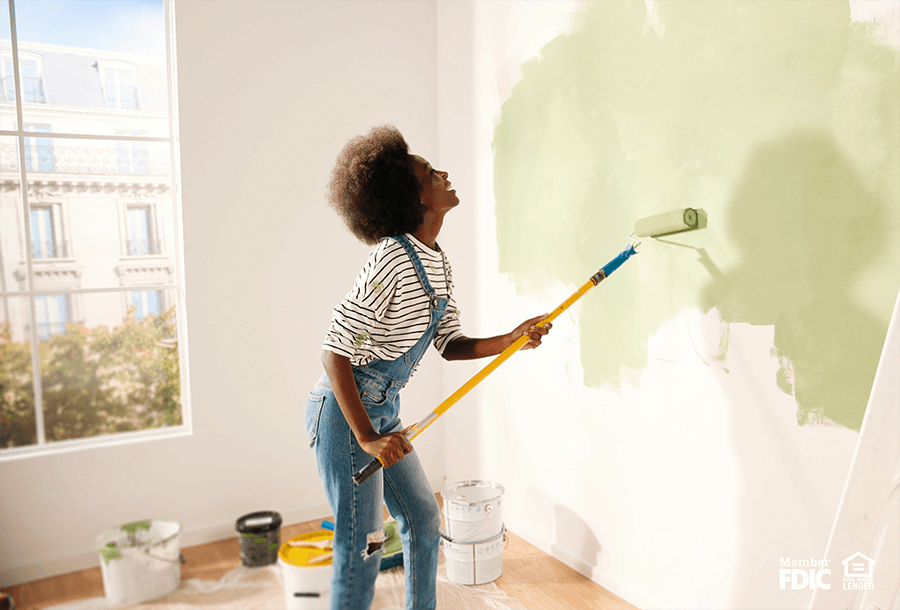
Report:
441,314,551,361
321,350,411,468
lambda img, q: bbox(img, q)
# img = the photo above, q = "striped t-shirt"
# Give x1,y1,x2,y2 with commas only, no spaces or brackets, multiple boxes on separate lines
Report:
323,234,464,366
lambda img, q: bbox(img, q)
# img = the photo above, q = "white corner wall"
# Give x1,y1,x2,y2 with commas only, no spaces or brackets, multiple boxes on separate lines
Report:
1,0,445,586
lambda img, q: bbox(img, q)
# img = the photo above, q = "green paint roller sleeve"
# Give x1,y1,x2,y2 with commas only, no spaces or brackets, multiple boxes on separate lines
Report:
634,207,702,237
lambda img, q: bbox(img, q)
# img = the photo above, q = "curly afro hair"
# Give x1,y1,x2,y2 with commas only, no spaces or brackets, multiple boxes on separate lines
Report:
327,125,424,245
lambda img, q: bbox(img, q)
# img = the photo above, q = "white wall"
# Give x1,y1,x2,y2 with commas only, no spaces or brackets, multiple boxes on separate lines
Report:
0,0,446,586
438,2,899,610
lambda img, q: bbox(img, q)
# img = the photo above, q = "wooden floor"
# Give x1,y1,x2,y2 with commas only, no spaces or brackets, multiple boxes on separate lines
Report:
2,499,638,610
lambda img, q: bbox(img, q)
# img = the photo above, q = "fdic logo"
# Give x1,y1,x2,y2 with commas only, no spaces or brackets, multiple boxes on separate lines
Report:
779,553,876,591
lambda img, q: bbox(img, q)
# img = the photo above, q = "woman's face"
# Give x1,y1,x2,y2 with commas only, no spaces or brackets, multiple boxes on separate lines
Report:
410,154,459,214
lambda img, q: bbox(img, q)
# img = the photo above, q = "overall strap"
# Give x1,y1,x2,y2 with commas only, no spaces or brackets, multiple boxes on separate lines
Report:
387,235,440,304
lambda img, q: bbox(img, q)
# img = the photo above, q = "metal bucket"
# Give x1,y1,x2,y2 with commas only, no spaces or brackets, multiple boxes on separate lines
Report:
440,480,504,542
442,527,506,585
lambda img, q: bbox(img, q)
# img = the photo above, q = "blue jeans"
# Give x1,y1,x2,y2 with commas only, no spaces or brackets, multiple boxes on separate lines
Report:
306,376,442,610
305,235,445,610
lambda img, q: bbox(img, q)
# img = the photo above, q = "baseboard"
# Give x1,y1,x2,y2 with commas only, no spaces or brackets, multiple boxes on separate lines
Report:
503,517,671,610
1,475,446,588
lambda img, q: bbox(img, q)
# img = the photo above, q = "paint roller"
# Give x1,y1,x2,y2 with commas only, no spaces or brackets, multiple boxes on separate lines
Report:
352,207,706,485
634,207,706,238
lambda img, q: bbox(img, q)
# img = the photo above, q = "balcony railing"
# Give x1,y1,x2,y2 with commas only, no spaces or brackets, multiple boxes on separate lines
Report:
32,241,71,259
103,86,141,110
0,143,170,176
2,76,47,104
126,239,164,256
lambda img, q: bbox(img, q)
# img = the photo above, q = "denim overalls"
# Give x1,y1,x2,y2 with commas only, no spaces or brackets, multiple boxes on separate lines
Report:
305,235,444,610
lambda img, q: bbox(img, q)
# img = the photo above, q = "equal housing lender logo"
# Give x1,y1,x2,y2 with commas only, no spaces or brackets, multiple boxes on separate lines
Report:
778,553,875,591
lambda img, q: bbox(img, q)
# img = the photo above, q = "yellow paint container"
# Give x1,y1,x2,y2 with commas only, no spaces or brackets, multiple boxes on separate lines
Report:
278,530,333,610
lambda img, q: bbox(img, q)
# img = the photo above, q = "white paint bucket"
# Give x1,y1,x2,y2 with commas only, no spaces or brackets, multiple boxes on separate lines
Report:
95,519,182,606
278,530,333,610
442,527,506,585
440,480,504,542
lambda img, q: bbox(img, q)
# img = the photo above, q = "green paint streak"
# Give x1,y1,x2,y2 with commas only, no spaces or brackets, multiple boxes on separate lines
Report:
493,0,899,430
98,541,121,565
120,520,152,536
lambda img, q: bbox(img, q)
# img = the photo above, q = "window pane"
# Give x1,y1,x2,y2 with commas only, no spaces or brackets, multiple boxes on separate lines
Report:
12,0,168,136
0,140,26,292
126,206,152,255
20,138,174,292
41,289,181,443
1,296,36,449
21,136,169,176
34,294,69,340
23,125,55,171
0,0,17,122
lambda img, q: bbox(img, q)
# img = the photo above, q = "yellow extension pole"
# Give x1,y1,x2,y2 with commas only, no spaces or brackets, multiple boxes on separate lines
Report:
351,241,639,485
408,275,596,440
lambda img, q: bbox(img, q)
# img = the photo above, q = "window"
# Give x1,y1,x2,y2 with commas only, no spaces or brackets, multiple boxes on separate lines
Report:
117,140,148,174
30,205,63,258
2,54,45,103
102,66,140,110
24,125,55,172
34,294,69,340
129,290,162,321
0,0,188,456
125,204,159,255
117,131,149,175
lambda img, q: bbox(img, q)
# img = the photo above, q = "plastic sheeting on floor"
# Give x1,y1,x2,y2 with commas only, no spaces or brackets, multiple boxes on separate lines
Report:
39,556,529,610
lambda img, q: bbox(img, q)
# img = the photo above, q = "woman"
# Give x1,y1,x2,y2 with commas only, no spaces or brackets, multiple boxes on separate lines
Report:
305,125,550,610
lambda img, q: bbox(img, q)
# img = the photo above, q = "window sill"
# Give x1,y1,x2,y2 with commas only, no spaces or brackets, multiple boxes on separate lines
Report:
0,424,192,462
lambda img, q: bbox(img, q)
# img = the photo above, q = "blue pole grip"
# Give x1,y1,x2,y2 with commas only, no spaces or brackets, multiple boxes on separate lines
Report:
601,244,637,277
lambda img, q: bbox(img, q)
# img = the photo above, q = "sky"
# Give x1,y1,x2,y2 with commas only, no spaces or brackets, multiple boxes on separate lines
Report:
1,0,165,56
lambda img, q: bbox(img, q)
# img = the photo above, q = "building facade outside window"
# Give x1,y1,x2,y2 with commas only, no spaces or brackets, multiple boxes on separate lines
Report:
0,0,188,456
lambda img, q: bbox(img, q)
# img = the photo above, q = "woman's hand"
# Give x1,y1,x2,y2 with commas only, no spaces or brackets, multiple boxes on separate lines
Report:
442,314,553,360
511,314,552,350
359,427,414,468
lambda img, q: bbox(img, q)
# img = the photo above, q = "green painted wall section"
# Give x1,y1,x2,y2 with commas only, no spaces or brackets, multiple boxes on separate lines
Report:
493,0,899,431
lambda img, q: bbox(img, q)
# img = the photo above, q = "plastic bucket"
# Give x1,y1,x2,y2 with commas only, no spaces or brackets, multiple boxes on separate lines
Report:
95,519,182,606
442,527,506,585
279,530,333,610
440,480,504,542
236,511,282,567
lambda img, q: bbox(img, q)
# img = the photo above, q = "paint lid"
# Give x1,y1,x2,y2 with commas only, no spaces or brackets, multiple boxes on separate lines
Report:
236,511,282,534
441,480,505,505
279,530,334,567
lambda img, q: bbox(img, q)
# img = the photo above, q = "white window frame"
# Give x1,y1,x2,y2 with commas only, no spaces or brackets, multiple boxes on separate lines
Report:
0,0,191,461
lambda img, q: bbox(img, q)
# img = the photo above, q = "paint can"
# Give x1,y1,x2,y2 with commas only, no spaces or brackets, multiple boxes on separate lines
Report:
95,519,183,607
440,480,504,542
278,530,333,610
236,511,282,567
442,527,506,585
